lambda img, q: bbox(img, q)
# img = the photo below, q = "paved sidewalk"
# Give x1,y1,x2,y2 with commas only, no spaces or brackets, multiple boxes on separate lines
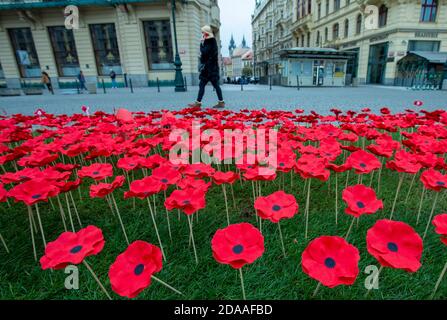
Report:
0,84,446,115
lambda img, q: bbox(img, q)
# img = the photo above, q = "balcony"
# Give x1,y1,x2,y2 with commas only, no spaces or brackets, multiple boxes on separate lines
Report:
291,13,313,33
0,0,160,10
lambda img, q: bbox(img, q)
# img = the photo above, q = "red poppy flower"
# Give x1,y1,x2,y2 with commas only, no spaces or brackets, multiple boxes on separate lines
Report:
243,166,277,181
211,222,264,269
177,176,211,192
0,167,41,184
345,150,381,174
254,191,298,223
124,176,164,200
183,163,216,178
117,156,144,171
55,179,82,193
8,179,59,206
432,214,447,246
212,171,239,185
301,236,360,288
0,183,7,202
366,219,423,272
17,151,59,167
40,225,105,270
164,187,206,215
295,155,330,181
420,168,447,192
89,176,125,198
342,184,383,217
78,163,113,181
109,241,162,298
152,164,181,187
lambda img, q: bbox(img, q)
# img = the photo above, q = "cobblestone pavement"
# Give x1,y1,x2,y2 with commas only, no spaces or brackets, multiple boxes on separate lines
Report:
1,84,446,115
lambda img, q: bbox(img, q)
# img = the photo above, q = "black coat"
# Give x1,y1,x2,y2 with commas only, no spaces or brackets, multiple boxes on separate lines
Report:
199,38,220,82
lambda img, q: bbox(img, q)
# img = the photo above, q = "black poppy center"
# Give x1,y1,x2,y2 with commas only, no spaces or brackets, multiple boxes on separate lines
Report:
161,178,168,183
272,205,282,212
279,162,285,167
70,245,82,254
195,170,201,174
134,264,145,276
129,163,135,167
183,200,191,205
324,257,336,269
93,171,100,175
436,181,445,186
232,244,244,254
32,194,41,199
357,201,365,209
387,242,398,252
359,163,367,168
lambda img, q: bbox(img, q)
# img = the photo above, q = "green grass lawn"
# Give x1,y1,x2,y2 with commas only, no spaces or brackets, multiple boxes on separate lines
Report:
1,162,446,300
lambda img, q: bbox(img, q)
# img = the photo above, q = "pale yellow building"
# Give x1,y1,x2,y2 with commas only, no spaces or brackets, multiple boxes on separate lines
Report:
253,0,447,86
0,0,221,89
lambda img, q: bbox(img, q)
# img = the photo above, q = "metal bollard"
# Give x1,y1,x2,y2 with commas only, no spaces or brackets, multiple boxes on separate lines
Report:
157,77,160,93
241,81,244,91
184,76,188,91
297,75,300,91
269,76,272,91
102,79,106,94
124,73,128,88
130,78,134,93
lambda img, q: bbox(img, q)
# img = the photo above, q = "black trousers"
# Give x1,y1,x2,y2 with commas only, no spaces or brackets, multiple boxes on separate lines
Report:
197,78,223,102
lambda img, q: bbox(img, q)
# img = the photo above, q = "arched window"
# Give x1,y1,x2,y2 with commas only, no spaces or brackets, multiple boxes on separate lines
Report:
334,0,340,11
378,5,388,27
324,27,328,42
356,14,362,34
333,23,339,39
420,0,438,22
344,19,349,38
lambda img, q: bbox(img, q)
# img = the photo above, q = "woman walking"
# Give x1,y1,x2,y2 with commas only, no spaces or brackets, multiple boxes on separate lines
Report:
189,26,225,108
41,71,54,95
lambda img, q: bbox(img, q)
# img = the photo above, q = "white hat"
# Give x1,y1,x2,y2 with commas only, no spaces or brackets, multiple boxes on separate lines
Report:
201,25,214,38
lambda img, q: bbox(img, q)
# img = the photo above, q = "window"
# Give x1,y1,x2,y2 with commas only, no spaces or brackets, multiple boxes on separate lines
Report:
378,5,388,27
334,0,340,11
301,34,305,46
408,40,440,52
317,3,321,19
48,26,80,77
356,14,362,34
324,27,328,41
143,20,173,70
316,31,320,46
8,28,41,78
297,0,301,18
344,19,349,38
420,0,437,22
307,32,311,47
89,23,122,76
325,0,329,16
302,0,306,16
346,0,350,4
333,23,339,39
308,0,311,14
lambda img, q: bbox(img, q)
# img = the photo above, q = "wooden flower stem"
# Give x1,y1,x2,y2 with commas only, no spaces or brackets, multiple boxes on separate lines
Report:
423,192,439,240
305,179,312,239
56,195,68,232
335,173,339,225
345,217,357,240
82,260,112,300
110,193,130,245
278,221,286,258
230,184,237,209
312,282,322,298
416,187,426,225
431,260,447,299
389,174,404,220
34,203,47,247
187,215,198,264
64,193,75,231
163,190,172,242
27,205,37,261
69,191,83,228
146,198,166,261
151,275,184,296
222,184,230,225
239,268,246,300
405,173,417,203
0,232,9,253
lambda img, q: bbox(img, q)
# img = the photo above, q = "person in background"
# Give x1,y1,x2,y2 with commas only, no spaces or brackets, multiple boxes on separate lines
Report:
110,70,117,88
189,25,225,109
78,70,87,92
41,71,54,95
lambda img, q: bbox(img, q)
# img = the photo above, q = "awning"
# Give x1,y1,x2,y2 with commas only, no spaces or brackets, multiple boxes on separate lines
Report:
278,47,355,60
408,51,447,64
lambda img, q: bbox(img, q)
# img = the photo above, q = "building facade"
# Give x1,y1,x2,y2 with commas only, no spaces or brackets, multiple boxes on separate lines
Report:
0,0,221,89
252,0,447,86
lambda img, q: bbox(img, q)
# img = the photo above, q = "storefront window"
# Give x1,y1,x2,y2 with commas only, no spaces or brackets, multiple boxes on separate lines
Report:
8,28,41,78
89,23,122,76
48,26,80,77
408,40,440,52
420,0,437,22
143,20,174,70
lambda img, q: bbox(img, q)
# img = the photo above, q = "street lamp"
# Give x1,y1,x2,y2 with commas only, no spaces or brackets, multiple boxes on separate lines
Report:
171,0,186,92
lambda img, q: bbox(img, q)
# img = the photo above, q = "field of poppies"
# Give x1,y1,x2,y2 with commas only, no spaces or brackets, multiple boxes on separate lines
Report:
0,106,447,300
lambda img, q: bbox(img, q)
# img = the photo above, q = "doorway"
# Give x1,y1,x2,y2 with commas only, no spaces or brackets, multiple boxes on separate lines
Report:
313,60,325,86
367,42,389,84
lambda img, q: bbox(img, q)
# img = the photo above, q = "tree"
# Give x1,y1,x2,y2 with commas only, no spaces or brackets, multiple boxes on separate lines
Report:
242,66,253,78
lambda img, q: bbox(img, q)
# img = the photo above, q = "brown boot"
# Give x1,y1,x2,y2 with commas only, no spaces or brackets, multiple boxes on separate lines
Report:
188,101,202,108
213,101,225,108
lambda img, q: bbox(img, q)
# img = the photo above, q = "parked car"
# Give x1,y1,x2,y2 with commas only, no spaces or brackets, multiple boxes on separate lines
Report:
250,77,260,84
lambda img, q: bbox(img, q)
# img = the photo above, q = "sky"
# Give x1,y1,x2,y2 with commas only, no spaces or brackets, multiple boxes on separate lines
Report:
218,0,256,57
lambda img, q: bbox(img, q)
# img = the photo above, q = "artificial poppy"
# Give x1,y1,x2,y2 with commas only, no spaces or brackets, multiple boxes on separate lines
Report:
432,214,447,246
124,176,164,200
108,240,162,298
254,191,298,223
211,222,264,269
420,168,447,192
301,236,360,288
183,163,216,178
78,163,113,181
164,187,206,215
8,179,59,206
212,171,239,185
295,155,330,181
177,176,211,192
366,219,423,272
152,164,182,187
40,225,105,270
345,150,381,174
342,184,383,217
90,176,125,198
